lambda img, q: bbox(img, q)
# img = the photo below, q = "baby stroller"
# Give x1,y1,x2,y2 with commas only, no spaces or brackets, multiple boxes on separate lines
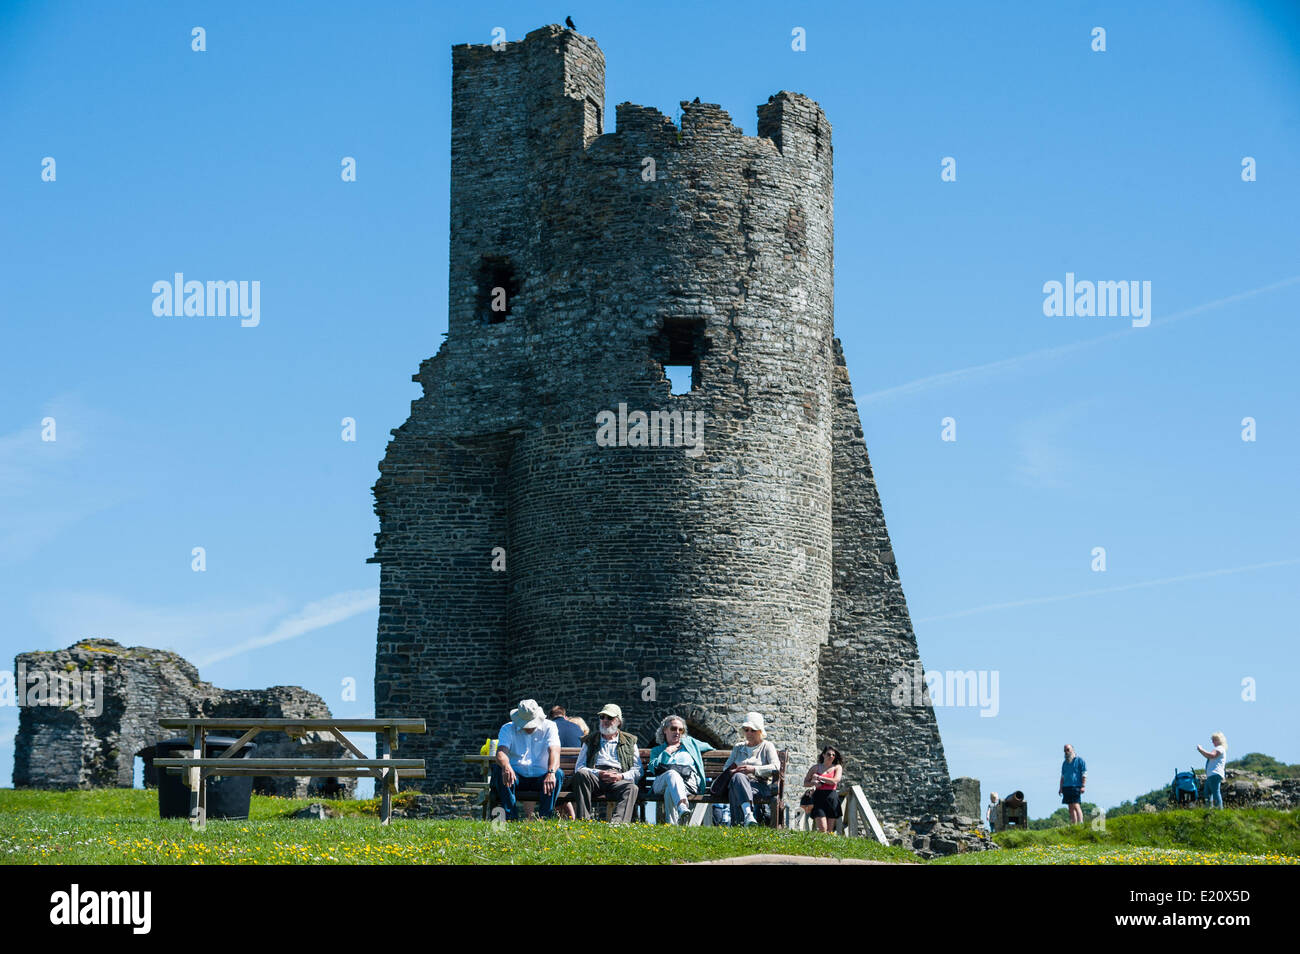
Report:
1170,768,1200,807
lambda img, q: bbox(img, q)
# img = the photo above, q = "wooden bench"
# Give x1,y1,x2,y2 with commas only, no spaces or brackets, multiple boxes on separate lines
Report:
154,718,426,825
462,747,787,827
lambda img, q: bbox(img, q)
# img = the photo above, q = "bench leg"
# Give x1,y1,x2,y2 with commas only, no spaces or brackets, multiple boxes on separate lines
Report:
689,803,709,827
189,728,205,827
187,727,200,812
379,734,392,825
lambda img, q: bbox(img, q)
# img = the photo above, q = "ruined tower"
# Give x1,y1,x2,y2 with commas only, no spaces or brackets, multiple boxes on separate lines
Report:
371,24,953,821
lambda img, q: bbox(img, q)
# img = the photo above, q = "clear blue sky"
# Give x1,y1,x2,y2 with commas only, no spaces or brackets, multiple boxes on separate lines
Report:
2,1,1297,814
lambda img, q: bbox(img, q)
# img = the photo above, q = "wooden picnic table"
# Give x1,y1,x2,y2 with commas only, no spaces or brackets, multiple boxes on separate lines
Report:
154,717,426,825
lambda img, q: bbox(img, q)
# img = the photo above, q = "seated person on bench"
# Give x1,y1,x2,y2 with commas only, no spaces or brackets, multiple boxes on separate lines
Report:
572,703,641,824
492,699,562,820
722,712,780,826
647,714,713,825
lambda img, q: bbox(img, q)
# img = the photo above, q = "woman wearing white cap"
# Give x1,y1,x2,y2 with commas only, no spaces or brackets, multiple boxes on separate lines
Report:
721,712,781,826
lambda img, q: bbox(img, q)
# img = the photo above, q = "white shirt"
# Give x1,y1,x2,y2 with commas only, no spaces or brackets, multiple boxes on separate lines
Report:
1206,744,1227,778
575,734,642,783
498,719,560,777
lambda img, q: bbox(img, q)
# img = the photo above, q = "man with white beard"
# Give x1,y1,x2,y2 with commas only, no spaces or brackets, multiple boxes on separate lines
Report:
572,703,642,824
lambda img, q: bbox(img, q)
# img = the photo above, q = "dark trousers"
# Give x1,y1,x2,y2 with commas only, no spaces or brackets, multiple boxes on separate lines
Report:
728,773,773,825
572,768,639,823
491,763,564,820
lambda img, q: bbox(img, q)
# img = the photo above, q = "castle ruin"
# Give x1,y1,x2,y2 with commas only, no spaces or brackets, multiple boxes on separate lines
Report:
11,639,355,798
371,24,953,821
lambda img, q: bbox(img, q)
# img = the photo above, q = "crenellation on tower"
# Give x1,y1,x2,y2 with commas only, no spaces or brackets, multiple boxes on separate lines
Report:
678,100,745,139
612,102,678,144
757,91,831,159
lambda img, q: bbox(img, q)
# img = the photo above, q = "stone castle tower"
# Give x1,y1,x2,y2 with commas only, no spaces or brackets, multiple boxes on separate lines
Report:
371,24,954,821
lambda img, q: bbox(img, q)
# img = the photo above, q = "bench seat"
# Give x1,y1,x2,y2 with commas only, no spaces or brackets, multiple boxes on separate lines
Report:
462,747,787,826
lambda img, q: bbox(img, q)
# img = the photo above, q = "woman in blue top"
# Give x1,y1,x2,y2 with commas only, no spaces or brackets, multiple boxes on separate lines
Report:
647,715,712,825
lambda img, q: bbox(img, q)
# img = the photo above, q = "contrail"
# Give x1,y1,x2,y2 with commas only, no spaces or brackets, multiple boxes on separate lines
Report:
859,275,1300,405
197,588,378,666
915,558,1300,624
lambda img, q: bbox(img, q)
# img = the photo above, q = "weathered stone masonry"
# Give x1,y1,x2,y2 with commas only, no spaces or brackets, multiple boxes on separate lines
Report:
371,23,954,821
12,639,355,798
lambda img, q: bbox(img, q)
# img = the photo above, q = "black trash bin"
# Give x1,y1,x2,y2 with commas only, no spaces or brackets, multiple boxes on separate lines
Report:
153,736,257,820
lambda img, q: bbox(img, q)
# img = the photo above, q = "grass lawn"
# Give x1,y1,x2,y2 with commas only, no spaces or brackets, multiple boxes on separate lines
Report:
3,790,1295,865
934,807,1300,865
0,789,914,865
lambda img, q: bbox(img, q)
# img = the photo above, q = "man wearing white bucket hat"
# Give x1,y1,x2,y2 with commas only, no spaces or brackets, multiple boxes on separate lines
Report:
721,712,781,826
492,699,563,820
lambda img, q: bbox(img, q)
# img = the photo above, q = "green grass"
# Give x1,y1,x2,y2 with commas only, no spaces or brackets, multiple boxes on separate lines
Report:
996,807,1300,854
935,844,1297,865
4,790,1295,865
932,807,1300,865
0,789,914,865
0,787,372,819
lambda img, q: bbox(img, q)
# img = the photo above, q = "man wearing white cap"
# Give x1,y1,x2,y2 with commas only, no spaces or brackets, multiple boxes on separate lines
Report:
492,699,563,820
572,703,642,824
721,712,781,826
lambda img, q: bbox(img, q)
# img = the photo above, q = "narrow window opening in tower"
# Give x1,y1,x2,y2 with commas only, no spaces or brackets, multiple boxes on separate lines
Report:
476,255,521,324
583,96,603,143
653,317,707,394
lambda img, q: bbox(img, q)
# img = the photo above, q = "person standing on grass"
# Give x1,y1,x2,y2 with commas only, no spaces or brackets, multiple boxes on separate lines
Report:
492,699,563,820
1059,743,1087,824
802,746,843,833
1197,732,1228,809
986,791,1000,832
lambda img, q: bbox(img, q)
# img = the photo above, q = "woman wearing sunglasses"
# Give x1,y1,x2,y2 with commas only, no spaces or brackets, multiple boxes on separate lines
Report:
647,715,713,825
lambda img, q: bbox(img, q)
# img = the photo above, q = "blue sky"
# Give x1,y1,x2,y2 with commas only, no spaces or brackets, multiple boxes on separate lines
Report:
2,1,1297,815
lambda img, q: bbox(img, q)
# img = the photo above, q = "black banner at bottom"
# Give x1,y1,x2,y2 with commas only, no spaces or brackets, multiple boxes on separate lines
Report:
1,862,1281,939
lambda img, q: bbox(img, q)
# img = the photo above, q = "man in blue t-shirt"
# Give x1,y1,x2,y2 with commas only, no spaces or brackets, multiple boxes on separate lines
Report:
1059,743,1087,824
549,705,583,748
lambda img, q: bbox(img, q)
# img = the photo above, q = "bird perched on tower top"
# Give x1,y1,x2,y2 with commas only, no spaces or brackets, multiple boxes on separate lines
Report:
565,16,576,30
